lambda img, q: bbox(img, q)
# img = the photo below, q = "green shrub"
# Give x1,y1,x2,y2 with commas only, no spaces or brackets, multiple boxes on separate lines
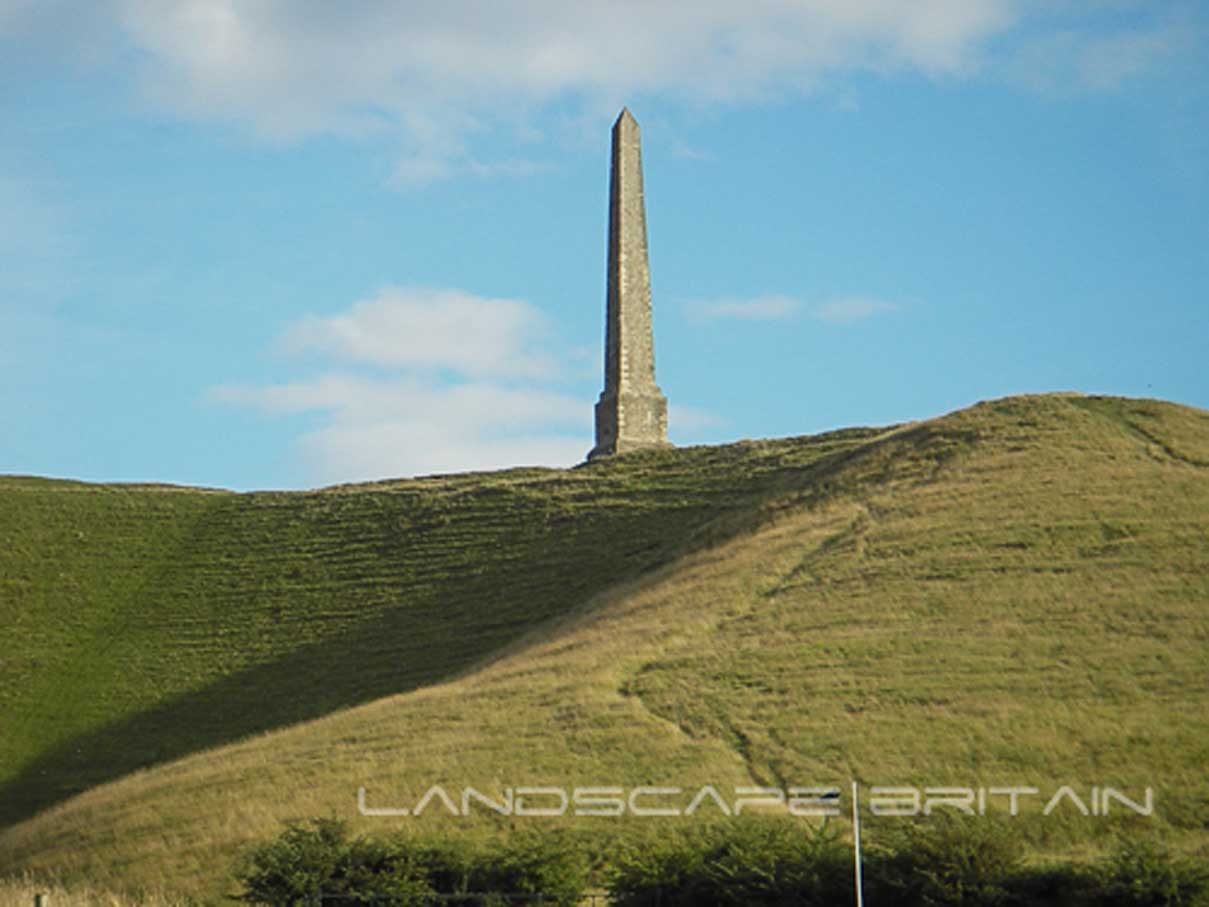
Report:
702,817,850,906
405,837,478,895
1000,862,1097,907
867,813,1024,906
234,817,347,906
238,816,1209,907
609,817,849,907
1092,838,1209,907
608,826,710,907
235,820,590,906
468,829,591,904
233,817,433,906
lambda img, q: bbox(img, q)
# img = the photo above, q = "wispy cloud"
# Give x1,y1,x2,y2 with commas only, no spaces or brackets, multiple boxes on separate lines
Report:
214,287,590,484
689,295,801,322
670,404,724,434
390,155,554,190
813,297,900,324
213,374,584,425
1005,19,1199,94
389,156,456,191
671,143,716,162
0,172,79,303
688,294,900,325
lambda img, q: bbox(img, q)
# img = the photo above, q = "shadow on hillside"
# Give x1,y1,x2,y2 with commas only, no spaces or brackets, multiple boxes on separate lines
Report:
0,426,898,830
0,600,541,827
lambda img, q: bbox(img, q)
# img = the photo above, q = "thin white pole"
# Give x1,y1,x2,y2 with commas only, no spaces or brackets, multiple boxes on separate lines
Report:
852,780,865,907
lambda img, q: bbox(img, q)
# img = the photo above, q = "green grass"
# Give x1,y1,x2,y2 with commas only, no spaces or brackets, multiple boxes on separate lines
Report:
0,426,879,826
1,394,1207,902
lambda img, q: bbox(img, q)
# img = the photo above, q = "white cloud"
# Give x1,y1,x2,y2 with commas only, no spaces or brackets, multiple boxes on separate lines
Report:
813,297,899,324
2,1,1015,155
213,287,592,484
1005,20,1198,93
212,374,590,483
279,286,558,379
107,1,1014,137
7,2,1198,181
301,421,588,484
213,374,584,427
690,294,801,322
213,284,737,483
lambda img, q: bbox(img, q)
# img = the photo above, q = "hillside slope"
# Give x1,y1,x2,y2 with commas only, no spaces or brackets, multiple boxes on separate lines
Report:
2,394,1207,899
0,426,879,827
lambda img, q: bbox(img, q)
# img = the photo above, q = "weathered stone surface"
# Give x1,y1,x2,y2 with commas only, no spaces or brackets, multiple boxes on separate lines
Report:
589,108,670,460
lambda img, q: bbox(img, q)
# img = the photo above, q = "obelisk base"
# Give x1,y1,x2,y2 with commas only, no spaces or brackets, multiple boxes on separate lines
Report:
588,389,670,460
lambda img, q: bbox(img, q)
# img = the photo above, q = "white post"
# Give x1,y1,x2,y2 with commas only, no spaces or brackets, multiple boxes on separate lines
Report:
852,780,865,907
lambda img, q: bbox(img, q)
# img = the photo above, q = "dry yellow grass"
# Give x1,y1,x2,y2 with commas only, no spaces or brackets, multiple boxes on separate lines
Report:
0,873,197,907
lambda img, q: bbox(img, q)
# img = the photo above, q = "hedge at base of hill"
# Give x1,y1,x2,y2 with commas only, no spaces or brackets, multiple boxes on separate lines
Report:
236,815,1209,907
234,818,591,906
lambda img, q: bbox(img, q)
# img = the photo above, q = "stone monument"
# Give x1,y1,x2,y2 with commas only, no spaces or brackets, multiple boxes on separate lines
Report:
588,108,670,460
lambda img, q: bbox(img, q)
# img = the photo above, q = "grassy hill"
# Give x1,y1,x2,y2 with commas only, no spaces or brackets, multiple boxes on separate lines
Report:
1,394,1207,901
0,425,880,826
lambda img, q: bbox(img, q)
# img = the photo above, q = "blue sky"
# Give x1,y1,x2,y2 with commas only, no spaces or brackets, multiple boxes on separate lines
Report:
2,1,1206,490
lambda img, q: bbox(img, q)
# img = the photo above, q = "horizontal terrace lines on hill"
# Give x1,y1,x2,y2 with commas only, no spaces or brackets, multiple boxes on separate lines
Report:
0,414,887,830
0,394,1207,899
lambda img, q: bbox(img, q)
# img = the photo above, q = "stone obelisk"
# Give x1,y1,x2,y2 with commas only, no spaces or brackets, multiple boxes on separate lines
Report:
588,108,669,460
